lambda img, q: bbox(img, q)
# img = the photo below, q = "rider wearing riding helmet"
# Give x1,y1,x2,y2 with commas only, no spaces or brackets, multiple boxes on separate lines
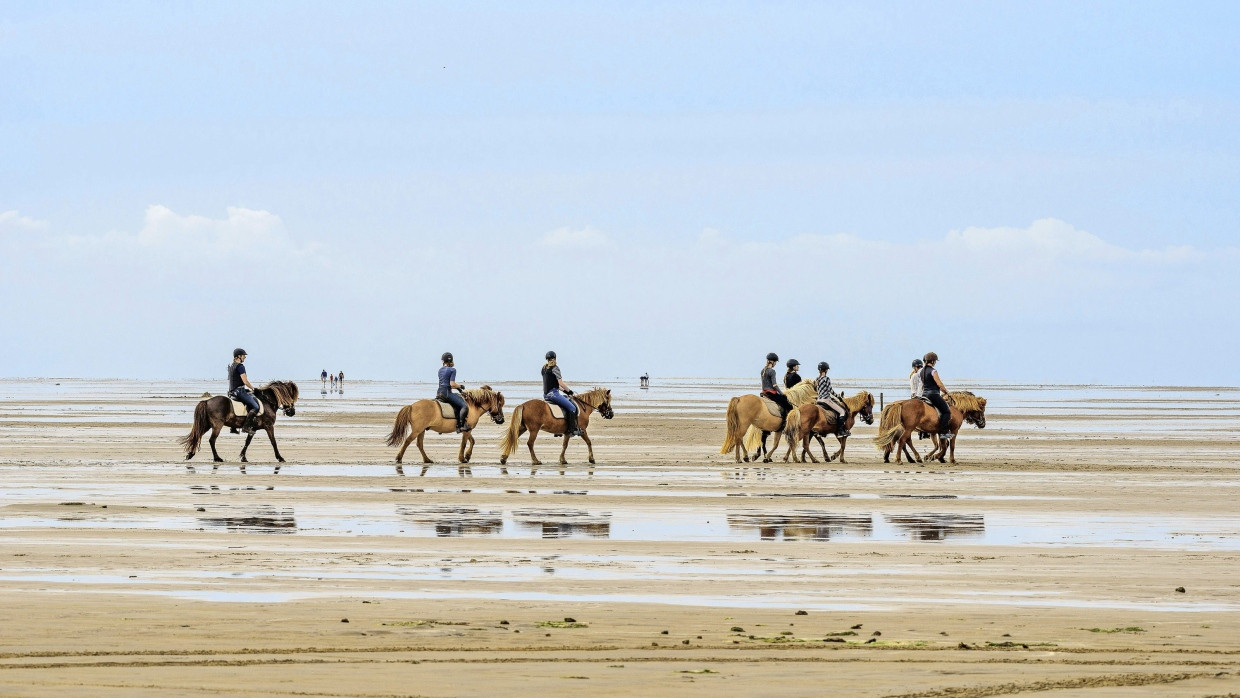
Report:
813,362,850,437
228,348,260,434
542,351,583,437
760,353,793,420
909,359,925,398
784,359,802,389
437,352,470,433
919,352,952,440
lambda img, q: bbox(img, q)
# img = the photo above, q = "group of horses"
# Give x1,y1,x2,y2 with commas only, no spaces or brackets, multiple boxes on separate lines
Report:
180,379,986,469
719,380,988,465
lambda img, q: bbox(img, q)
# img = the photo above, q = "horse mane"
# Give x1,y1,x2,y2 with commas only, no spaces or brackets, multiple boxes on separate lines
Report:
461,385,497,408
786,379,817,407
946,390,986,413
259,381,299,406
844,390,874,412
573,387,610,408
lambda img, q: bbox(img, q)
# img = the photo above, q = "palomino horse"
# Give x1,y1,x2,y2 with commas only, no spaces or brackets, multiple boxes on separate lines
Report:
722,380,816,464
499,388,614,466
873,391,988,464
385,387,506,467
782,391,875,463
181,381,300,470
740,380,818,460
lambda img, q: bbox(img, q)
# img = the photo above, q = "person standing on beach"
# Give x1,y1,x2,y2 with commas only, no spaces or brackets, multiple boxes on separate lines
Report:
228,348,260,434
760,353,793,420
338,371,344,390
919,352,952,441
321,369,328,390
542,351,582,437
784,359,802,389
437,353,470,433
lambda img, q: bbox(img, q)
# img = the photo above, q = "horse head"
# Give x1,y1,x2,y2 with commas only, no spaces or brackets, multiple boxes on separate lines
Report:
598,389,614,419
858,392,875,425
488,390,506,425
965,396,987,428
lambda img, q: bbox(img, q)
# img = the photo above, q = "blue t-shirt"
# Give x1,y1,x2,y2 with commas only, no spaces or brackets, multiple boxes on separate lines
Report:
229,363,247,392
437,366,456,395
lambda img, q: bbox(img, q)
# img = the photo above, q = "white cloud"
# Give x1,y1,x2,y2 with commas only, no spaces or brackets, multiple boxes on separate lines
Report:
944,218,1203,264
539,225,612,249
0,210,49,231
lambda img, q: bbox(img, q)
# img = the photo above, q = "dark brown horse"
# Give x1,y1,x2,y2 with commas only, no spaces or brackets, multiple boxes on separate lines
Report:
385,387,506,466
499,388,614,466
181,381,299,469
782,391,875,463
873,391,987,464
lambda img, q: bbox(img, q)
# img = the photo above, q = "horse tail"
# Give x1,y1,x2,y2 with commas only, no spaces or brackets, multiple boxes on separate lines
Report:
719,397,742,453
785,406,802,439
874,423,905,452
499,404,524,459
879,401,903,431
179,400,209,454
743,425,764,453
385,405,414,447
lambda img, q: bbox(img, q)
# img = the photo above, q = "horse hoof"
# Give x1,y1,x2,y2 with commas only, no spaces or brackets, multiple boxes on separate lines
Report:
213,458,224,463
277,458,285,463
589,459,595,465
499,458,507,466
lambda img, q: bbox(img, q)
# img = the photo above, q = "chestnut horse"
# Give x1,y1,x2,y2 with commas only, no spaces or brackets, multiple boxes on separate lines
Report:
876,400,933,463
180,381,300,469
782,391,875,463
385,387,506,465
499,388,614,466
873,391,988,464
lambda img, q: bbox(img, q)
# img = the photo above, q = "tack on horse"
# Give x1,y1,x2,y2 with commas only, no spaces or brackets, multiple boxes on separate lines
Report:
385,387,506,466
781,391,875,463
181,381,300,469
499,388,613,466
720,380,816,463
736,380,818,462
873,391,987,464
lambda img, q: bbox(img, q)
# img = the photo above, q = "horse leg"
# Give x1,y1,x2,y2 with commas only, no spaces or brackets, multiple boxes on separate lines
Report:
580,431,596,465
464,433,475,463
558,430,571,465
949,431,958,464
800,430,818,463
209,426,223,464
527,430,541,466
395,435,414,464
760,431,772,463
458,433,467,463
834,435,847,464
417,432,433,464
265,426,285,464
816,434,831,462
239,430,255,463
893,429,910,464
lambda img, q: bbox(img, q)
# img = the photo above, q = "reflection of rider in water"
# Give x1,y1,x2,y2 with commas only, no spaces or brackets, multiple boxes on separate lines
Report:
228,348,260,434
814,362,850,437
760,353,793,420
437,352,470,433
919,352,952,440
542,351,583,437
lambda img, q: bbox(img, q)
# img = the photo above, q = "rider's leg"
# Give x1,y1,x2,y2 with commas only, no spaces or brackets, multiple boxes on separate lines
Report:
828,398,850,436
237,390,260,434
927,393,952,438
546,390,581,436
446,393,470,433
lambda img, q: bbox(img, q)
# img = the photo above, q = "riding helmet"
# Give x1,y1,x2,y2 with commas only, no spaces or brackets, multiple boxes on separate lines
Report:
545,350,557,361
233,348,247,358
441,352,453,363
923,351,939,364
818,361,829,372
765,352,778,362
786,359,800,369
912,359,924,368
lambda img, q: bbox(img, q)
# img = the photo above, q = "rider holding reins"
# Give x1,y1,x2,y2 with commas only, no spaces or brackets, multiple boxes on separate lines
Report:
228,348,260,434
542,351,583,437
438,352,470,433
760,353,793,422
813,361,851,437
919,352,952,441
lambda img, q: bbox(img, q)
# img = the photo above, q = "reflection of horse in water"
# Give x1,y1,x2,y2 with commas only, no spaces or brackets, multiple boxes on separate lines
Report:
727,511,873,541
721,381,817,463
198,506,297,533
397,505,504,536
874,391,988,464
887,513,985,541
514,509,612,538
499,388,614,466
181,381,300,470
386,387,506,466
782,391,876,463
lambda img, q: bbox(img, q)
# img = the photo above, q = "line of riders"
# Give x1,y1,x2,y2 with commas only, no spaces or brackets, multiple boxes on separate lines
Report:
758,351,954,442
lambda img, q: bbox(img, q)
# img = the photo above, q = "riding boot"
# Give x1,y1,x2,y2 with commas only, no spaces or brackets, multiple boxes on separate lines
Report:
242,409,258,434
836,410,851,437
564,409,581,437
456,409,471,433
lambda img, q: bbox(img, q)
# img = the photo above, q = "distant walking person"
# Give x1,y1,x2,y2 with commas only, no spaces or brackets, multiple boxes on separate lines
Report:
640,373,649,388
542,351,582,437
437,352,470,433
330,373,336,391
919,352,952,440
337,371,344,390
228,348,260,434
321,369,328,390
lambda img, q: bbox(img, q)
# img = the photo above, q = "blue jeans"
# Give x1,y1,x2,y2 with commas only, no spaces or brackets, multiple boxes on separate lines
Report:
438,392,467,421
544,390,577,415
229,388,259,413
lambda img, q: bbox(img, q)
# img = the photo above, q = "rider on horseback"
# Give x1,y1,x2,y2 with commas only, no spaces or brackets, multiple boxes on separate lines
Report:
920,352,952,441
542,351,583,437
761,353,793,423
814,361,850,437
909,358,924,398
784,359,802,389
438,352,470,433
228,348,260,434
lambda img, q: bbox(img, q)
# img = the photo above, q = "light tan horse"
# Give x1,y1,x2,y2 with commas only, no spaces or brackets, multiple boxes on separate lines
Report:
873,391,987,464
782,391,875,463
721,381,815,463
739,380,818,459
385,387,506,466
499,388,614,466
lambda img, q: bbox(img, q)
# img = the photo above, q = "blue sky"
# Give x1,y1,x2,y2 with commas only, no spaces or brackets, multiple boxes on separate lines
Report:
2,1,1238,384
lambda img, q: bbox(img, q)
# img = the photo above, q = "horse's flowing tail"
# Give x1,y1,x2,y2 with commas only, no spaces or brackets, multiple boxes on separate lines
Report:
742,425,763,453
385,405,414,447
719,397,742,454
499,404,524,458
878,401,903,432
874,423,905,452
179,400,209,454
785,407,802,441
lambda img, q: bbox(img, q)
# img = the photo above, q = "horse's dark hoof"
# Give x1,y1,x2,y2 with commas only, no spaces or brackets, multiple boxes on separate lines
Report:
277,458,285,463
240,458,248,463
589,459,596,465
213,458,224,463
185,454,194,461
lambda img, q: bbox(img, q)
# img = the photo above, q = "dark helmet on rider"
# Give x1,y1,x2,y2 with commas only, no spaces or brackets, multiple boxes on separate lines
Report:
233,348,247,358
765,352,778,362
923,351,939,364
441,352,453,363
818,361,829,372
786,359,799,369
912,359,924,368
545,350,557,361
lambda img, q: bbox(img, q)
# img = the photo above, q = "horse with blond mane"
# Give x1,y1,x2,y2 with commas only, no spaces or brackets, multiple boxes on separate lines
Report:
874,391,987,464
499,387,613,466
386,387,506,465
782,391,875,463
720,380,816,463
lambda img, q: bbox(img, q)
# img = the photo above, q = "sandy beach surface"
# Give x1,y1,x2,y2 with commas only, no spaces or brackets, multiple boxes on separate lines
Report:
1,378,1238,697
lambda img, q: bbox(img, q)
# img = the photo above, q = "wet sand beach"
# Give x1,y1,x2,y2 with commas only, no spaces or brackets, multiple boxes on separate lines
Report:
1,379,1239,696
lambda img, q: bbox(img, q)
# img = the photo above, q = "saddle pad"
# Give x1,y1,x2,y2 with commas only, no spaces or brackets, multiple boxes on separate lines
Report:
545,401,565,420
916,396,933,406
761,397,781,418
229,399,264,418
437,400,456,420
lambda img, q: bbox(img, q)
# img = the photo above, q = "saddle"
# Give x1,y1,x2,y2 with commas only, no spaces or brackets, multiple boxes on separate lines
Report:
434,397,458,420
915,395,933,406
545,401,566,420
228,399,264,418
760,397,782,418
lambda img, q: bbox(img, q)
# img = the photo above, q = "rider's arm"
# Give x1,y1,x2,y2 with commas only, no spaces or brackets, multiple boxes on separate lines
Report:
451,380,464,390
933,371,947,393
558,378,571,393
241,372,254,390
